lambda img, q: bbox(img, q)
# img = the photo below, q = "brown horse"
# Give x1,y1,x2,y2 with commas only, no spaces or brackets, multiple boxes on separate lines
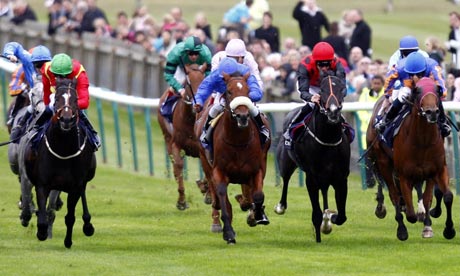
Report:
157,63,208,210
195,72,271,244
366,77,455,240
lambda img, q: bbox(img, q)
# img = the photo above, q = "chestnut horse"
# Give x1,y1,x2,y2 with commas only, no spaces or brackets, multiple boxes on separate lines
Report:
366,77,455,240
274,75,350,243
195,72,271,244
157,63,208,210
19,78,96,248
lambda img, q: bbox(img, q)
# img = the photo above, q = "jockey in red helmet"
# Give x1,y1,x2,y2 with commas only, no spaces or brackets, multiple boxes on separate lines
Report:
283,41,347,148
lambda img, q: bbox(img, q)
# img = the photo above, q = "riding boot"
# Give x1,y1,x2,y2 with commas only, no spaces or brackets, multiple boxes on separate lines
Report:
253,112,270,145
375,99,402,133
10,110,32,142
437,101,451,138
283,104,312,148
200,114,213,146
79,111,101,150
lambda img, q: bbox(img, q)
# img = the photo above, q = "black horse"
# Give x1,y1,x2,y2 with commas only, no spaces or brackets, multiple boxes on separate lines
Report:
19,77,96,248
274,75,350,243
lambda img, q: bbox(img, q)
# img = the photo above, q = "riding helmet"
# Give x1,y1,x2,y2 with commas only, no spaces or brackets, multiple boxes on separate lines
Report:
31,45,52,62
399,35,419,50
50,53,73,75
312,42,334,61
225,39,246,57
218,57,239,75
184,36,202,52
404,52,427,74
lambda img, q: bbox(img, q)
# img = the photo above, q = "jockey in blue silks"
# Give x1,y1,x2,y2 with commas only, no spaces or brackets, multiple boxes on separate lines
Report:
376,51,450,137
193,57,269,146
2,42,52,141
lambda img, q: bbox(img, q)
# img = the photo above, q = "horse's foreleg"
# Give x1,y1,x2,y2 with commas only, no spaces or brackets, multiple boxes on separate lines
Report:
19,176,34,227
421,181,433,238
331,179,348,226
236,184,252,211
274,149,297,215
394,204,408,241
46,190,60,239
429,185,443,218
375,181,387,219
214,178,235,244
80,189,95,237
415,182,426,222
64,191,80,249
399,178,417,223
35,186,49,241
171,145,188,210
435,168,455,240
250,172,269,226
305,178,322,243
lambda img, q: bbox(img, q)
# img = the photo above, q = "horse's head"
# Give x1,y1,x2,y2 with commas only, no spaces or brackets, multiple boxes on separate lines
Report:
183,63,207,109
224,72,252,128
414,77,439,124
53,77,79,131
318,75,346,124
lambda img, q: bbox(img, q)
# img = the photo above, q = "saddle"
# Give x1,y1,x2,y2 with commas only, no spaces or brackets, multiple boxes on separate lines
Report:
288,111,314,142
379,105,411,148
160,92,180,123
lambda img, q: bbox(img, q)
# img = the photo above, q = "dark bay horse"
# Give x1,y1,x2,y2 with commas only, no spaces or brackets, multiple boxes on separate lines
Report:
274,75,350,243
19,77,96,248
366,77,455,240
157,63,208,210
195,72,271,244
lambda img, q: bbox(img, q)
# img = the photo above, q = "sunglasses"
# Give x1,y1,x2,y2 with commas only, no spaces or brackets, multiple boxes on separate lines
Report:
316,61,331,68
188,51,200,56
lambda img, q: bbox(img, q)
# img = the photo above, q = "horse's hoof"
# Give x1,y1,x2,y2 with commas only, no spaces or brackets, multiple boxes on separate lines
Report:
321,209,335,234
176,201,189,211
274,203,286,215
223,230,236,244
429,207,442,218
226,239,236,245
64,238,72,249
255,206,269,225
443,227,456,240
422,226,433,238
203,191,212,205
196,179,208,194
397,228,408,241
37,229,48,241
247,210,257,227
210,224,223,233
375,205,386,219
256,217,270,225
83,223,95,236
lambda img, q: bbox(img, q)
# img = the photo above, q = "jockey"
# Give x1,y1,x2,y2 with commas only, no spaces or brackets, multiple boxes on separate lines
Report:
282,41,347,147
3,42,52,140
211,38,263,89
36,53,101,150
163,35,212,99
376,51,450,137
388,35,429,69
193,57,269,146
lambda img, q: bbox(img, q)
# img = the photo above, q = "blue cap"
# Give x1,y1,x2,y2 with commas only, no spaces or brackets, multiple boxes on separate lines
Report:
399,35,419,50
218,57,239,75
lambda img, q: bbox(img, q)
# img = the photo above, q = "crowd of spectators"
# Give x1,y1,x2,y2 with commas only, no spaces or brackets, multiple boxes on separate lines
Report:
1,0,460,105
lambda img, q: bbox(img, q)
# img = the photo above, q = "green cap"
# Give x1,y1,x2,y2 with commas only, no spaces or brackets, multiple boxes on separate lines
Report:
50,53,73,75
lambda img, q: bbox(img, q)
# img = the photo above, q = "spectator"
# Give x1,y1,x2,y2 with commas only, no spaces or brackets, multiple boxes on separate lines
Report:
93,17,112,38
223,0,254,41
446,72,456,100
454,77,460,101
10,0,37,25
281,37,297,55
348,46,363,70
298,45,311,59
47,0,71,35
253,11,280,53
446,11,460,70
191,28,216,55
338,9,355,47
111,11,132,41
153,29,175,58
172,21,189,44
323,21,348,63
131,5,151,33
170,6,183,23
160,13,176,33
78,0,108,34
425,36,446,66
64,0,88,34
195,12,212,40
249,0,269,30
349,9,372,57
292,0,329,49
357,74,384,146
0,0,13,18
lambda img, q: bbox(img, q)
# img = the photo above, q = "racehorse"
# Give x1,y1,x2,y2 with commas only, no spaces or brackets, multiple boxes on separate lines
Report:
274,75,350,243
195,72,271,244
19,77,96,248
366,77,455,240
6,87,30,133
157,63,208,210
